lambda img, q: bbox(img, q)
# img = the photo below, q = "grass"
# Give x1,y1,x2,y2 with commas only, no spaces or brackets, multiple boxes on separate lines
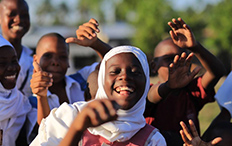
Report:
150,76,226,135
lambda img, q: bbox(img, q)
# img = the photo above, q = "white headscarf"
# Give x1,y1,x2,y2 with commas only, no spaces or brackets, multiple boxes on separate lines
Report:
0,35,32,146
87,45,150,142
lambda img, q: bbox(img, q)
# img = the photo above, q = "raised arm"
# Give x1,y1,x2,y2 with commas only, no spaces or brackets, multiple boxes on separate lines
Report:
66,18,111,59
30,61,52,125
58,99,118,146
148,52,201,103
168,17,226,91
180,120,222,146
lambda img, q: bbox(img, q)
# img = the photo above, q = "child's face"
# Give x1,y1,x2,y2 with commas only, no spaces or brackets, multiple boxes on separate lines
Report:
34,36,69,83
0,46,20,89
104,53,146,110
152,39,182,83
0,0,30,41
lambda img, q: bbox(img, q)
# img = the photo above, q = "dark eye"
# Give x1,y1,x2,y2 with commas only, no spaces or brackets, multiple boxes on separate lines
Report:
109,68,120,75
43,53,52,59
8,11,17,17
60,55,68,60
131,68,143,76
0,62,6,67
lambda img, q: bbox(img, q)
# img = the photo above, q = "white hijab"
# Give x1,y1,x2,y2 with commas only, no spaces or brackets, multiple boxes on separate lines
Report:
86,45,150,142
30,45,150,145
0,35,32,146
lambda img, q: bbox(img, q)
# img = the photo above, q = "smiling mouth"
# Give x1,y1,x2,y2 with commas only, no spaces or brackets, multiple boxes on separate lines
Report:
114,86,135,94
12,26,23,31
5,74,16,80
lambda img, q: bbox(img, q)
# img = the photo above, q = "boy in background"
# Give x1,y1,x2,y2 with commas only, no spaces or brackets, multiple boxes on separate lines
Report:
144,18,226,145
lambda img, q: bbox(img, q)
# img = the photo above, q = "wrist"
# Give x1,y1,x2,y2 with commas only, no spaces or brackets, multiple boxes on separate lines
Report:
89,38,100,49
158,81,174,99
187,41,201,52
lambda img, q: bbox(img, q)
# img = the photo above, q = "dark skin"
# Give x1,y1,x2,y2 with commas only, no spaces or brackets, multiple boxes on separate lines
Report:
31,19,112,125
180,120,222,146
148,17,226,104
0,0,30,60
0,46,20,89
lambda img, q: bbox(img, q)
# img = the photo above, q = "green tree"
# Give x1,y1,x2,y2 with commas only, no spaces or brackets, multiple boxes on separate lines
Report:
203,0,232,73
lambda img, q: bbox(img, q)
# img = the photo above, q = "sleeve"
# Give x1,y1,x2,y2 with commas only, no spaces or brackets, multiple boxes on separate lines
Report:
30,103,78,146
187,77,215,110
147,130,167,146
77,62,99,81
215,71,232,117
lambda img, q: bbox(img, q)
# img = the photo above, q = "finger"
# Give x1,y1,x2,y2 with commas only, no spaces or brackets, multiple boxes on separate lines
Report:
188,66,201,79
180,121,192,141
173,55,180,68
83,21,100,33
179,52,187,66
169,30,178,42
88,18,99,26
33,61,42,72
211,137,222,145
185,53,194,67
173,18,182,29
180,130,191,145
168,21,178,31
65,37,83,44
76,27,96,39
189,120,199,137
169,63,174,74
177,17,186,27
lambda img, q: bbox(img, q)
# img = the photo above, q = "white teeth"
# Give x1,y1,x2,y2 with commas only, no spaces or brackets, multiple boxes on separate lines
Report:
12,26,23,31
5,74,16,79
115,86,134,92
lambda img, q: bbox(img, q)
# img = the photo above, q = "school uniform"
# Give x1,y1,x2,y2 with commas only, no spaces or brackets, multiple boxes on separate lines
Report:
0,84,32,146
17,46,33,97
30,46,166,146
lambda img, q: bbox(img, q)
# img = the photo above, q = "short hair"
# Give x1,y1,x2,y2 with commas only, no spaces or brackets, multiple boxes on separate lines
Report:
36,32,69,54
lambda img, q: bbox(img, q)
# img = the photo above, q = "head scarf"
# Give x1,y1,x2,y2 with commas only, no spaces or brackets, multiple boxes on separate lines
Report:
88,45,150,142
0,35,32,146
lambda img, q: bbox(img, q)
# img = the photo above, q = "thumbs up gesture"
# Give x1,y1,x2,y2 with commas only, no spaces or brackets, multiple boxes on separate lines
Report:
30,61,53,98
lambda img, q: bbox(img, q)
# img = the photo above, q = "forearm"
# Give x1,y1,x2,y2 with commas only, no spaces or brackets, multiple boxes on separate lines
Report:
37,95,51,125
189,42,226,78
148,82,174,103
90,38,112,59
58,118,84,146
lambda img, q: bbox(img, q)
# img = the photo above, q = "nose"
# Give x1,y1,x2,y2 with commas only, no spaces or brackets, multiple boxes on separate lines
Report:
51,57,60,66
119,70,133,81
13,14,20,23
7,63,20,72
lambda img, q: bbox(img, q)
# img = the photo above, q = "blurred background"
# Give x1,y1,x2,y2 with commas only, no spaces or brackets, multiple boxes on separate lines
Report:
22,0,231,134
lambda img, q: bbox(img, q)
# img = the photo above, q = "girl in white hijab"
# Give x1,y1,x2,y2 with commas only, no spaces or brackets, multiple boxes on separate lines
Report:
30,46,166,146
0,35,32,146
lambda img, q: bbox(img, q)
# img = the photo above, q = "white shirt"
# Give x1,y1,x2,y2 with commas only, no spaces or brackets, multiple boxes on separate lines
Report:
46,75,85,110
30,102,166,146
17,46,33,97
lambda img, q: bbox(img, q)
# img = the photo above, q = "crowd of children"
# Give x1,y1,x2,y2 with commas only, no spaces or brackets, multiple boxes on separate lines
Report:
0,0,231,146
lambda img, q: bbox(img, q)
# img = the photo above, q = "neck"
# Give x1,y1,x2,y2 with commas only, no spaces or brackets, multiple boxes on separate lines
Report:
49,79,66,94
9,39,23,60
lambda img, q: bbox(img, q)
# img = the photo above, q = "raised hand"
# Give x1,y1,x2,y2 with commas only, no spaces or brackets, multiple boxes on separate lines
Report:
180,120,222,146
30,61,53,97
168,17,197,49
66,18,100,47
166,52,201,89
72,99,119,131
